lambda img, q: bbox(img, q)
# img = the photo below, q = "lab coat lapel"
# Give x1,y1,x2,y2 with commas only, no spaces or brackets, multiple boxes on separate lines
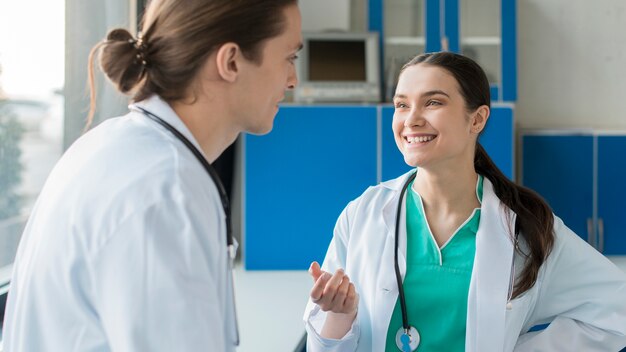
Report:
372,173,412,350
381,173,413,281
466,178,514,352
130,96,208,161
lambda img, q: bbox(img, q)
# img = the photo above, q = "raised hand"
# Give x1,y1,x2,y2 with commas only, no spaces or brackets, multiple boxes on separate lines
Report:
308,261,358,315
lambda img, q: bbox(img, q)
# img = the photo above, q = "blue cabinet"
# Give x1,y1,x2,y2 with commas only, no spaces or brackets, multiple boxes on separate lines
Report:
479,105,515,179
244,106,377,270
445,0,518,101
245,104,517,269
597,136,626,255
522,132,626,254
380,106,410,181
522,134,594,242
369,0,517,102
381,104,514,181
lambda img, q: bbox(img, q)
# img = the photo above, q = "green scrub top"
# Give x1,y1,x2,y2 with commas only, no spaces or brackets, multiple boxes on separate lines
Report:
385,175,483,351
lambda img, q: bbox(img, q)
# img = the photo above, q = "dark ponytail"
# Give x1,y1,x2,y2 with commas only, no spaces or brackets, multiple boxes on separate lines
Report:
402,52,555,299
474,144,554,298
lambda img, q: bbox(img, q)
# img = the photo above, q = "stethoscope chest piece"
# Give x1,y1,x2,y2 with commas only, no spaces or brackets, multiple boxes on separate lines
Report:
395,326,420,352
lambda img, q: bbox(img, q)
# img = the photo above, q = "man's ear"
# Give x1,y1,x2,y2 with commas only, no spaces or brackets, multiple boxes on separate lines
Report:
215,42,241,83
471,105,490,134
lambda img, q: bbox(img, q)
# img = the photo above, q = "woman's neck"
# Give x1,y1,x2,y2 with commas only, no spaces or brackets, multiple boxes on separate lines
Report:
413,164,480,215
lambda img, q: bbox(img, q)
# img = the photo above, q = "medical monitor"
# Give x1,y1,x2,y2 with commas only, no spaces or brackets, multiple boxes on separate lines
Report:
294,32,380,103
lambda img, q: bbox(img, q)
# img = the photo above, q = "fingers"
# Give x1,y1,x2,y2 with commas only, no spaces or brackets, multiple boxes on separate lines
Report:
329,275,358,314
309,269,358,314
320,269,346,304
309,261,323,282
310,270,331,301
344,283,358,313
330,274,351,307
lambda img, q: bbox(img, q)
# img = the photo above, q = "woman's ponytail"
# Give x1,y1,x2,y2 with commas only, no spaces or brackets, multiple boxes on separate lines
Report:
475,143,555,298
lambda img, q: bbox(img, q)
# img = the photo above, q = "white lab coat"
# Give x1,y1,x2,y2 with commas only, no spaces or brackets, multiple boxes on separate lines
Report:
3,95,237,352
304,171,626,352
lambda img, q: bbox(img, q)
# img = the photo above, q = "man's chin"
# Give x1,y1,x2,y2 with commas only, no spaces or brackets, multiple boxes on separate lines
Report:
247,123,274,136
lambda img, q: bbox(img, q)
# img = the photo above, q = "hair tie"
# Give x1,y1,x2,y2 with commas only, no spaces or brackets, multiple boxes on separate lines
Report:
128,32,148,67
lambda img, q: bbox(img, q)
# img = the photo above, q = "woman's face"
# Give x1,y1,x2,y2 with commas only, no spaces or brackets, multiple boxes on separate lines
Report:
392,63,488,170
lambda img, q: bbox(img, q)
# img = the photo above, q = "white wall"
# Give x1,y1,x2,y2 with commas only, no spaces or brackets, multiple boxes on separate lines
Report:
517,0,626,130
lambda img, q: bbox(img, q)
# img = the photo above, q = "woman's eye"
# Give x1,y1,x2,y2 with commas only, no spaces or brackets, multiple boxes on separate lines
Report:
394,102,408,109
426,100,442,106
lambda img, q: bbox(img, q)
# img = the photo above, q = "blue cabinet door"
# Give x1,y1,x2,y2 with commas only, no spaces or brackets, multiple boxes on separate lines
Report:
244,106,378,270
522,135,594,242
597,136,626,255
442,0,517,101
480,106,515,180
381,106,412,181
381,105,514,182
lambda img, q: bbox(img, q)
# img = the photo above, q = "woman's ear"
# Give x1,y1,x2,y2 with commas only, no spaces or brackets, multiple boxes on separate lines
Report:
215,42,240,83
471,105,490,134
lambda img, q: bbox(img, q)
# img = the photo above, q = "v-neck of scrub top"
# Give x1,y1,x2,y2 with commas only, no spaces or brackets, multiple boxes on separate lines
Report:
385,175,484,352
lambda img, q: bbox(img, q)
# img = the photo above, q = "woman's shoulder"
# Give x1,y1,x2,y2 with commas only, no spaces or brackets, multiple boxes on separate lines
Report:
343,171,414,217
361,171,414,199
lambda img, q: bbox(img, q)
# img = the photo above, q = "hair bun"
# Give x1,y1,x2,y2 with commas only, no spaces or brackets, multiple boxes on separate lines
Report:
106,28,133,42
94,28,148,96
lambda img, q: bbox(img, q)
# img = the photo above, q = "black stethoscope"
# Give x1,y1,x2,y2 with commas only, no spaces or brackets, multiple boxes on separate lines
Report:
393,171,420,352
136,106,240,346
392,172,519,352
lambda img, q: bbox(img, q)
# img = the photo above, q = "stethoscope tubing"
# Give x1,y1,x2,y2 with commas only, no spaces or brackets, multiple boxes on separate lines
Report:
394,171,417,333
136,107,233,246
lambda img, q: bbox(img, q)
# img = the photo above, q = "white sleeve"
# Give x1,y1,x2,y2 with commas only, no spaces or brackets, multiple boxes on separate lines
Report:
304,202,361,352
514,217,626,351
90,191,228,351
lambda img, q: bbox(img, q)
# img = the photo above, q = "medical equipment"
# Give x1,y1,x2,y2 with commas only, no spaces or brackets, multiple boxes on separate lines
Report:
294,31,380,103
392,172,519,351
137,106,240,346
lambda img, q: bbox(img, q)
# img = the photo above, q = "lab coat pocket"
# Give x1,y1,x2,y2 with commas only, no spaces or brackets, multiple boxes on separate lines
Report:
504,289,537,350
378,273,397,295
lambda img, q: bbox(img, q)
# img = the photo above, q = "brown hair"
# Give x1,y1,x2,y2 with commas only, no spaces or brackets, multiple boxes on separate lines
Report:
400,52,555,299
87,0,298,128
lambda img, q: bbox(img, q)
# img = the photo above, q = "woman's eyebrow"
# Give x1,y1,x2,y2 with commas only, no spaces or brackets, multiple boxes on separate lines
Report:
393,90,450,100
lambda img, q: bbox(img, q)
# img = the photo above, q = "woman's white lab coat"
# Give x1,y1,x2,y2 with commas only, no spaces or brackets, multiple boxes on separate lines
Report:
304,171,626,352
3,95,237,351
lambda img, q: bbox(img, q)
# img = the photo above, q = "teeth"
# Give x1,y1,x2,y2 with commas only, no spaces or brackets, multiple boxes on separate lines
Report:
407,135,435,143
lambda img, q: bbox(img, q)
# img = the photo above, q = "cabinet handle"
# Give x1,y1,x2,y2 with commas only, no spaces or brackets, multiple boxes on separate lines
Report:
598,218,605,253
587,218,594,247
441,36,449,51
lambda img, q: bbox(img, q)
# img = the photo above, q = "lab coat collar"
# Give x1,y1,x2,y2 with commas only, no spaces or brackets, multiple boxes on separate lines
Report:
129,95,208,161
380,169,416,191
467,177,515,352
380,170,416,280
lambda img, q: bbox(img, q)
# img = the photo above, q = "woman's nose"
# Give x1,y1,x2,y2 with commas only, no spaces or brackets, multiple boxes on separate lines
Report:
404,109,426,127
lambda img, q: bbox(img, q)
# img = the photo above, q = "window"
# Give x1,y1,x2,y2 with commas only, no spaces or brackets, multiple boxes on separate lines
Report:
0,0,65,339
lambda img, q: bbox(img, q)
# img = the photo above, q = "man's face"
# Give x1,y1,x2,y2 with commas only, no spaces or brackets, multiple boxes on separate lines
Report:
236,4,302,135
